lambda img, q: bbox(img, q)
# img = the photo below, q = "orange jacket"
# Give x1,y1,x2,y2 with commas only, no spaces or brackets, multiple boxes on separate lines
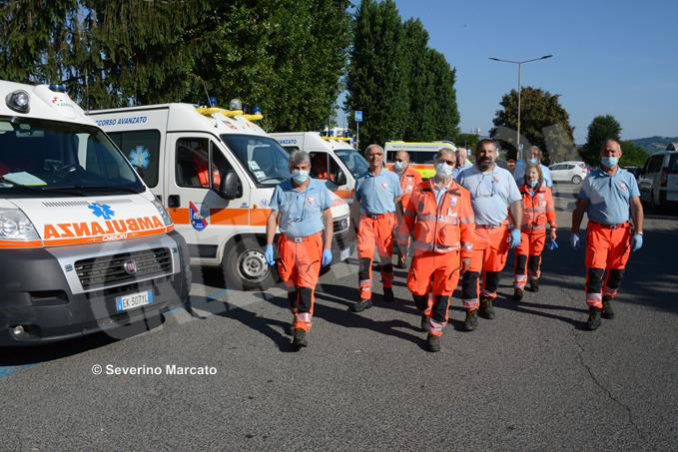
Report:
403,179,475,257
520,183,556,231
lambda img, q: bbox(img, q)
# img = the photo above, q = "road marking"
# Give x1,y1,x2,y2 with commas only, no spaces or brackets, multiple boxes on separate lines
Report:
0,364,35,379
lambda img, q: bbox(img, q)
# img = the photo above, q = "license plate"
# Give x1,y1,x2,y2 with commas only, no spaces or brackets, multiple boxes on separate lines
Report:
339,247,351,261
116,290,153,313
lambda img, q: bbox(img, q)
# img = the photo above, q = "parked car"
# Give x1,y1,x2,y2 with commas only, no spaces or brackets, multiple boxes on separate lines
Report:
549,161,588,184
638,151,678,210
623,166,641,180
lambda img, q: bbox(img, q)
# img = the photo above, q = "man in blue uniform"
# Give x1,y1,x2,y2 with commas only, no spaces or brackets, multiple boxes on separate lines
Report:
571,139,644,330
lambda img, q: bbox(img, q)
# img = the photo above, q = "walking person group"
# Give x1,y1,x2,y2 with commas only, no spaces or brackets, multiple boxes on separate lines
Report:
263,138,644,351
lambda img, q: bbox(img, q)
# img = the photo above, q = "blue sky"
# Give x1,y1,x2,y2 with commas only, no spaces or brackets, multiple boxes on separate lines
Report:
346,0,678,144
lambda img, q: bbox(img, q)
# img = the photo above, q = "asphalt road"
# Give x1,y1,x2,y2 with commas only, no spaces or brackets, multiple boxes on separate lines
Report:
2,183,678,451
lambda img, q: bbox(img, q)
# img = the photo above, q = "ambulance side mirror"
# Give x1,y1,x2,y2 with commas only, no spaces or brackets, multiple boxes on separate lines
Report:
334,170,347,186
219,169,242,200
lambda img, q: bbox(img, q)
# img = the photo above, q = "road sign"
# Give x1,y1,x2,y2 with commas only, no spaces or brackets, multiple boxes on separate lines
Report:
354,111,363,123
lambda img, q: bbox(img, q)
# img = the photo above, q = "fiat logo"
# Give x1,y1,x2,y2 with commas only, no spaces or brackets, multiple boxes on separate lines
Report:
123,259,137,275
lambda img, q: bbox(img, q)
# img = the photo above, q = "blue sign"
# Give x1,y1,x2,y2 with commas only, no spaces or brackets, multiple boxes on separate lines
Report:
88,202,115,220
354,111,363,122
129,146,151,169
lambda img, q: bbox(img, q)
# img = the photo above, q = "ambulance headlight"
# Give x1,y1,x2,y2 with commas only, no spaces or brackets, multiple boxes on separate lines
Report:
0,209,39,241
6,90,30,114
151,198,173,227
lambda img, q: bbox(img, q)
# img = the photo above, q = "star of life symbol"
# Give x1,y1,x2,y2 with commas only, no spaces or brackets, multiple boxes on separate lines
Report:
88,202,115,220
129,146,151,169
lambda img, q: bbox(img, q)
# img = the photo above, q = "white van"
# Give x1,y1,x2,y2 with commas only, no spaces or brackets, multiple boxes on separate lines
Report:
384,141,457,179
0,81,190,345
638,149,678,210
90,105,352,290
271,132,369,204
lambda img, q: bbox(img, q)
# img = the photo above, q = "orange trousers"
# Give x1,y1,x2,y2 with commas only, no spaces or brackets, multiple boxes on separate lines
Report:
277,232,323,331
584,222,631,309
407,250,460,336
357,213,396,300
461,225,509,310
513,231,546,289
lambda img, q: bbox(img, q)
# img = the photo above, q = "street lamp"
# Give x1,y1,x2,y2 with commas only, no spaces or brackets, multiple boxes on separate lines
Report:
489,54,552,160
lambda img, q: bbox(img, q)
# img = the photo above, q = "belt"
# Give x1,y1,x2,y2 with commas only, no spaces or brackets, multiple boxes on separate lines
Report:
283,233,320,243
363,212,393,219
476,223,507,229
589,221,629,230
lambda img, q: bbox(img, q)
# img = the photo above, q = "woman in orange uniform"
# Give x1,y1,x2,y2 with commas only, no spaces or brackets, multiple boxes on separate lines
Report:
513,163,557,301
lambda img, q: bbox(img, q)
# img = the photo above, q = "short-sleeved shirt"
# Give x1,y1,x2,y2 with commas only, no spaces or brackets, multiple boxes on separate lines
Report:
513,161,553,187
355,168,403,214
269,179,332,237
457,165,522,226
578,168,640,225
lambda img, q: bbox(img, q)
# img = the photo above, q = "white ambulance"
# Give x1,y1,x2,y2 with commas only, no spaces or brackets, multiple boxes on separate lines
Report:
90,104,352,290
384,141,457,179
270,131,369,204
0,80,190,346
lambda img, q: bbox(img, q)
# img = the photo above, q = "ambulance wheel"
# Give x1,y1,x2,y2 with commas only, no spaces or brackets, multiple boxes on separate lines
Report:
223,237,277,290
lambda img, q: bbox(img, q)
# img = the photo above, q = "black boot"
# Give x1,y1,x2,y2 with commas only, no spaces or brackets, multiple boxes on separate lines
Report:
427,334,441,352
383,287,394,302
420,315,430,332
530,280,539,293
292,328,308,349
479,297,495,319
513,288,524,302
602,298,614,319
463,309,478,332
587,307,602,331
351,298,373,312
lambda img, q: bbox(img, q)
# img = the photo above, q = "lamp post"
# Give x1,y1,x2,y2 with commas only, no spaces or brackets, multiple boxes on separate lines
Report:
489,54,552,160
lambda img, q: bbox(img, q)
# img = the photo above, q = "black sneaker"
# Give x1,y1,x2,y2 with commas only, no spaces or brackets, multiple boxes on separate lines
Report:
463,310,478,332
292,328,308,348
420,315,430,332
479,297,496,319
351,299,373,312
530,280,539,293
383,287,394,302
602,299,615,319
587,308,602,331
513,288,524,302
427,334,441,352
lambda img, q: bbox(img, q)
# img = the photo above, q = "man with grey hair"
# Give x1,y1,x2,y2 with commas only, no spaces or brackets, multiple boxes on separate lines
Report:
513,145,553,187
264,150,334,349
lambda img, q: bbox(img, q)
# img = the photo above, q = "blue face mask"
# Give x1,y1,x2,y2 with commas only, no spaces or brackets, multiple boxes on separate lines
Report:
435,162,454,178
529,180,539,188
528,158,538,165
394,161,404,172
291,169,309,184
601,156,618,168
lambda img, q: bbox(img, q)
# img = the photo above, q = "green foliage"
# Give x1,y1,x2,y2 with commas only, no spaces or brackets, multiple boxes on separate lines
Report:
457,133,480,149
491,86,574,163
620,140,648,167
581,115,622,164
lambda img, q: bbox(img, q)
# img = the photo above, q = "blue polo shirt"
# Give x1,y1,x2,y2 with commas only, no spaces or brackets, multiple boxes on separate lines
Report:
457,165,522,226
269,179,332,237
513,160,553,187
355,168,403,214
578,168,640,225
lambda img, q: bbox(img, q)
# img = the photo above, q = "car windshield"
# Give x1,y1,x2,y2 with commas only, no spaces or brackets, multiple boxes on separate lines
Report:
220,134,291,185
335,148,369,178
0,117,144,198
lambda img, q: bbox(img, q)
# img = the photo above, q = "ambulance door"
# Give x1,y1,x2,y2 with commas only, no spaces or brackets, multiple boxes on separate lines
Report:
309,151,351,203
107,128,164,200
165,132,249,264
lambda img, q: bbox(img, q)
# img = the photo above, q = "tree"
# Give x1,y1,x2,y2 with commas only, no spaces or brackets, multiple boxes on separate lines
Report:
620,140,648,167
345,0,409,148
581,115,622,164
491,86,574,163
427,49,459,141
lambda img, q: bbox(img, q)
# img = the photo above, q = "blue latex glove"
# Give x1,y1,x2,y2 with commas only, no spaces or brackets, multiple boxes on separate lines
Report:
570,233,580,249
322,249,333,267
549,239,559,251
264,244,275,266
509,228,521,249
631,233,643,252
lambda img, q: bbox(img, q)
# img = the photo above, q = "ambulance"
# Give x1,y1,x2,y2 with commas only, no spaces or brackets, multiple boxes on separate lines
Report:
384,141,457,178
270,131,369,204
0,80,191,345
90,104,352,290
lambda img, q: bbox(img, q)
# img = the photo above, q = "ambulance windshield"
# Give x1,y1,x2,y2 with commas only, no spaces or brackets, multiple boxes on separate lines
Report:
335,148,369,179
0,117,144,197
221,134,291,186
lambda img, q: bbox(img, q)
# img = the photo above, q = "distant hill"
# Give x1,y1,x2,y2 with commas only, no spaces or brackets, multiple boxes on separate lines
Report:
630,136,678,154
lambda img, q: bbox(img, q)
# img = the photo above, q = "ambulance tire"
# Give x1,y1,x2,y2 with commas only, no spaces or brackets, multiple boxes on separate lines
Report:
222,237,278,291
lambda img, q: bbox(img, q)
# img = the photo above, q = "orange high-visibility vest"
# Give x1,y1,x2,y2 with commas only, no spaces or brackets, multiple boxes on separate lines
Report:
520,184,556,231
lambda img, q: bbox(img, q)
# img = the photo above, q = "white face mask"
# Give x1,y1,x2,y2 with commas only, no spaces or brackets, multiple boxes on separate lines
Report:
394,161,404,172
435,162,454,179
291,169,309,184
